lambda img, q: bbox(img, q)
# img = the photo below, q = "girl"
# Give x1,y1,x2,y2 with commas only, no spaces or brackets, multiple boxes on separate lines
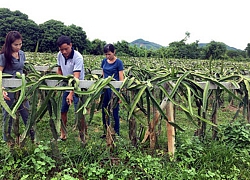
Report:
0,31,34,142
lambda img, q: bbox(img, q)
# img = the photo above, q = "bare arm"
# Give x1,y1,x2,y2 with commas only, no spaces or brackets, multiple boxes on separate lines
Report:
73,71,80,79
57,66,63,75
119,70,124,81
1,66,4,86
0,66,10,101
69,72,80,100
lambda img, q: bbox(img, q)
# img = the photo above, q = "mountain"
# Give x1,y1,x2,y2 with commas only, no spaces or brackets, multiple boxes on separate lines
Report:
198,43,240,51
130,39,163,49
130,39,241,51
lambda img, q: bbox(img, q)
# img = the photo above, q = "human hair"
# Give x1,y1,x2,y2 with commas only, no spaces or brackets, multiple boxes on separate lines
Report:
104,44,115,53
0,31,23,68
56,35,71,47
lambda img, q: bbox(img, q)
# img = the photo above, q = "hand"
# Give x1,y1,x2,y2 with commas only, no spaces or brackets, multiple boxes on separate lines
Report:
66,94,73,105
3,90,10,101
66,98,72,105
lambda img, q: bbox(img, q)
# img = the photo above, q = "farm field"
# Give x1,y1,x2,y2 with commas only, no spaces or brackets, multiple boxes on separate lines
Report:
1,53,250,179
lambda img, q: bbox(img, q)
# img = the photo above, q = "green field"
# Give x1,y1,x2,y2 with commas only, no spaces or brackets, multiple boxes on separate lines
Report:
1,53,250,179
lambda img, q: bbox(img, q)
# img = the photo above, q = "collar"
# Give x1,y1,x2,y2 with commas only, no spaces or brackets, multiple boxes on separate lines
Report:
64,48,74,65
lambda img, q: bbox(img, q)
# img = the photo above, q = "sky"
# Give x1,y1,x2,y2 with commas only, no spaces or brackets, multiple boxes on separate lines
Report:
2,0,249,50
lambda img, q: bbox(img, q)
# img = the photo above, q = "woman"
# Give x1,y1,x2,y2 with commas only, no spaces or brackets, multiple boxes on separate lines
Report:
101,44,124,138
0,31,34,142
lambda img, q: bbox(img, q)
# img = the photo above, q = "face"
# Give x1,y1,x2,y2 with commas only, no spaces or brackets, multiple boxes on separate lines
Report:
105,51,115,60
11,39,22,52
59,43,72,58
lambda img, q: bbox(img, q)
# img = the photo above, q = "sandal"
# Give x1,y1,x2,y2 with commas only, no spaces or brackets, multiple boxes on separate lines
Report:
57,137,67,141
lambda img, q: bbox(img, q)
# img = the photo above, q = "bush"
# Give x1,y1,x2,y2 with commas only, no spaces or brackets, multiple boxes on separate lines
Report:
218,120,250,152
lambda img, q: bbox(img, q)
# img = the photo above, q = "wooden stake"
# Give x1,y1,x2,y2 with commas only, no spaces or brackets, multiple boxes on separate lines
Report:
166,101,175,156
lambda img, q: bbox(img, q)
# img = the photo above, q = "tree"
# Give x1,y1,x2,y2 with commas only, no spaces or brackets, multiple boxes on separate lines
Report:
226,50,244,59
186,41,201,59
89,39,106,55
38,20,67,52
163,32,201,59
0,8,40,52
0,8,89,54
83,39,92,55
114,40,131,56
63,24,88,54
203,41,227,59
128,45,141,57
245,43,250,58
167,41,186,58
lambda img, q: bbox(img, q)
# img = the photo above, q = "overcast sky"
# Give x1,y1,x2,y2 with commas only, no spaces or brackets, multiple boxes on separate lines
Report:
2,0,249,50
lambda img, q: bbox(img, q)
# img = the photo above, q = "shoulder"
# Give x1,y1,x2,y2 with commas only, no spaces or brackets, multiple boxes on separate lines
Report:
0,53,5,65
116,58,123,62
116,58,124,70
101,58,107,63
116,58,124,65
57,52,63,59
101,58,107,67
73,50,83,61
0,53,4,59
19,50,26,60
19,50,25,55
74,50,83,58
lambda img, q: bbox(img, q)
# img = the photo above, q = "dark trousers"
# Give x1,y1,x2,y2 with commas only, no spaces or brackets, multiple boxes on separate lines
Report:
102,89,120,135
2,92,34,141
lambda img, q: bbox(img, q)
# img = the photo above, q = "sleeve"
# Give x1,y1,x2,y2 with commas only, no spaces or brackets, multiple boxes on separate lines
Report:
21,51,26,69
73,55,83,72
0,54,6,67
22,51,26,62
101,59,105,68
118,59,124,71
20,51,26,65
57,52,61,67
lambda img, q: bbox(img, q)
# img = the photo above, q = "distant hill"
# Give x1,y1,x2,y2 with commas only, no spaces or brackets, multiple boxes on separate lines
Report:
198,43,240,51
130,39,163,49
130,39,241,51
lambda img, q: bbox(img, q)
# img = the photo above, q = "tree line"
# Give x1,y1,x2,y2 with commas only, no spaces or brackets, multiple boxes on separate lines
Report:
1,8,250,60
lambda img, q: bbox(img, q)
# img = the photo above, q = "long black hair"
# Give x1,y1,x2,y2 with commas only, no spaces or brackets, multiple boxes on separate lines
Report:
0,31,23,68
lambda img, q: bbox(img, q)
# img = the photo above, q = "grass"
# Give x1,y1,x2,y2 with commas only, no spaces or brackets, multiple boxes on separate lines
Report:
2,52,250,178
1,92,250,179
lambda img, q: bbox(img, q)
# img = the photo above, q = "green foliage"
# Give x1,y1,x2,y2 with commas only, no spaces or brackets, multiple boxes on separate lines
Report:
0,8,40,52
0,144,56,179
167,39,200,59
226,49,246,59
175,132,250,179
2,53,250,179
218,120,250,152
64,24,88,53
38,21,88,53
89,39,106,55
1,109,250,179
245,43,250,58
203,41,227,60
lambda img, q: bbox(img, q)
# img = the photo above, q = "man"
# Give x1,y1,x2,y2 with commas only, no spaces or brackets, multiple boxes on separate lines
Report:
56,35,86,141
